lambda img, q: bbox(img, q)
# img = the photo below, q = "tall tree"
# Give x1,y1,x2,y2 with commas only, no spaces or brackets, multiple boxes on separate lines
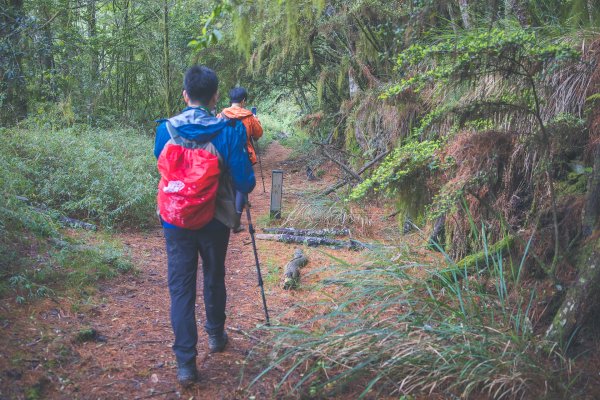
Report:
505,0,528,25
0,0,28,124
87,0,98,117
458,0,471,28
162,0,173,115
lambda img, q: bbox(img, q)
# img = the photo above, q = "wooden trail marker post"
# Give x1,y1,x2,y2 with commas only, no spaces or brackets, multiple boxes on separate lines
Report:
270,170,283,219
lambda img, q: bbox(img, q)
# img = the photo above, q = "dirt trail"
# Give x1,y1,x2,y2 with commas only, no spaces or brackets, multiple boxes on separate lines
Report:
1,141,372,399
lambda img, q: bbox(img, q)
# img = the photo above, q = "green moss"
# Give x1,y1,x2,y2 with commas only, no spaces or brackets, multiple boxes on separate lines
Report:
74,328,99,343
556,170,589,197
436,235,516,281
349,139,441,201
458,235,515,269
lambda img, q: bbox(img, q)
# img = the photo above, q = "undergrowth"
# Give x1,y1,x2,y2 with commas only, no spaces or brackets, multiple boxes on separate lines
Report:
249,232,575,399
0,197,133,303
255,96,301,148
0,122,157,228
0,120,145,302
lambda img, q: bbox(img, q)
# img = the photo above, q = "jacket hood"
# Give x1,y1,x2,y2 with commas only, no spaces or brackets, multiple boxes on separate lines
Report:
221,106,254,119
167,107,229,141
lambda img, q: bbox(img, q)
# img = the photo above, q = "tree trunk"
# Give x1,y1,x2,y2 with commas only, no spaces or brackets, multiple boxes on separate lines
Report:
504,0,528,26
283,249,309,290
38,3,56,98
582,144,600,238
348,68,359,98
582,60,600,237
548,80,600,341
0,0,28,124
87,0,98,118
545,238,600,344
447,3,459,35
162,0,173,115
428,215,446,250
458,0,470,29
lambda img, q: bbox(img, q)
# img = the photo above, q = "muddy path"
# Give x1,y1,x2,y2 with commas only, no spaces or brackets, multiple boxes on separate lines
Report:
0,141,390,400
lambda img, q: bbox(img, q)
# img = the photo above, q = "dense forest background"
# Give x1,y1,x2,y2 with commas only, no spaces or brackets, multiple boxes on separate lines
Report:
2,0,600,398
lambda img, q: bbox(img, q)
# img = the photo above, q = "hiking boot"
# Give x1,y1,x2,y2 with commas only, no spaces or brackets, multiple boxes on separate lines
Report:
233,224,245,233
233,212,243,233
208,331,228,353
176,361,199,387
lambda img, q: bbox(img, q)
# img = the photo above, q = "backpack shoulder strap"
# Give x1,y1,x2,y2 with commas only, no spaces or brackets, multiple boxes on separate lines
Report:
165,121,224,164
220,115,239,128
165,121,185,146
165,121,224,149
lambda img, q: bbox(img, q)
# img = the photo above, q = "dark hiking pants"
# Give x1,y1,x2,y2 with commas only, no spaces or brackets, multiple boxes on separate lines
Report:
163,218,230,365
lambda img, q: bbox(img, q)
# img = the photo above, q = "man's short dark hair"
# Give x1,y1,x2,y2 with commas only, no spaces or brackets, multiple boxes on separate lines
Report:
184,65,218,105
229,87,248,103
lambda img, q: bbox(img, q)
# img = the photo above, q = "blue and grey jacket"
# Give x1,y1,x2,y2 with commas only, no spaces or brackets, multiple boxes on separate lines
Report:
155,106,256,229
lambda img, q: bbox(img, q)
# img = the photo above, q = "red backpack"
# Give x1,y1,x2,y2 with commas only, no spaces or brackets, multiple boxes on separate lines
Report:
157,122,221,229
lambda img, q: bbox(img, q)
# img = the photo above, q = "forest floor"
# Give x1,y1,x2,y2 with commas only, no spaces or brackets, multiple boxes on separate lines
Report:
0,142,414,400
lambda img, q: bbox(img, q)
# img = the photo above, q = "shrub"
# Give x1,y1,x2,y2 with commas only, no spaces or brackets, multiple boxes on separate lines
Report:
0,121,146,302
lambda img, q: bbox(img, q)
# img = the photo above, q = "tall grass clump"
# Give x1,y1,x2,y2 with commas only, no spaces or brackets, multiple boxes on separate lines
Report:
1,122,157,228
250,233,573,399
282,195,372,234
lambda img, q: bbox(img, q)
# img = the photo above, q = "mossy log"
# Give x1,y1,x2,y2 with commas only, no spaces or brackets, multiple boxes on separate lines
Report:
545,237,600,344
435,235,515,281
283,249,309,290
262,227,350,237
16,196,97,230
255,233,369,251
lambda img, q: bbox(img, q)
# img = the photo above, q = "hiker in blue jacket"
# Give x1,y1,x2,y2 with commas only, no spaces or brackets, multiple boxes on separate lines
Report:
154,65,256,387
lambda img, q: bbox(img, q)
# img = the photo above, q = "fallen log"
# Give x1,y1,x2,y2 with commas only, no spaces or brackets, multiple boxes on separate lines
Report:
432,235,515,282
283,249,309,289
321,150,390,196
320,146,363,182
322,180,348,197
255,233,370,251
58,215,97,231
262,227,350,237
15,196,97,230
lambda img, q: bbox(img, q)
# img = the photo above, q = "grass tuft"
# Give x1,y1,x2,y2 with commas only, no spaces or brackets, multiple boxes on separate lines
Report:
250,230,573,399
282,196,372,234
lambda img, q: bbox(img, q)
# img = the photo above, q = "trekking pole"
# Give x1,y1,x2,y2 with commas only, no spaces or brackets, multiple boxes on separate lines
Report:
251,137,266,193
251,106,266,193
245,202,271,326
